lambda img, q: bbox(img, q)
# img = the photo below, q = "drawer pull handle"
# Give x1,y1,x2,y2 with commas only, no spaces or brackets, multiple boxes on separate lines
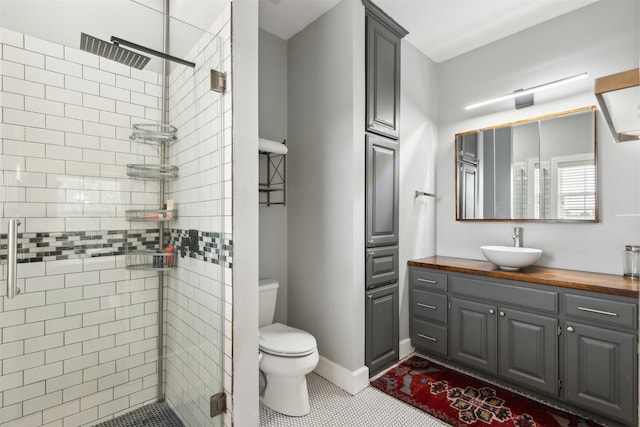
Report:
577,307,618,317
417,333,437,342
417,278,437,284
417,303,437,310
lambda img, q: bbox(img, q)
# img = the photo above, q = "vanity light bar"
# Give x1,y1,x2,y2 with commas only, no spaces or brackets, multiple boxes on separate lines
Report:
465,72,588,110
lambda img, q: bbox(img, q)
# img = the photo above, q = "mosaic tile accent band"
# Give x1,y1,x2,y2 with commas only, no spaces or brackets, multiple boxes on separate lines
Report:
168,228,233,268
0,228,232,267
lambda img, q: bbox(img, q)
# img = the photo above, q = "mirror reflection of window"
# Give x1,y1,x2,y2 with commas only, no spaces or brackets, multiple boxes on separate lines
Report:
554,158,596,219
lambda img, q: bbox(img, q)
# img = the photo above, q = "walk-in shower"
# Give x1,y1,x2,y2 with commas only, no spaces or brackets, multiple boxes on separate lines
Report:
0,1,231,426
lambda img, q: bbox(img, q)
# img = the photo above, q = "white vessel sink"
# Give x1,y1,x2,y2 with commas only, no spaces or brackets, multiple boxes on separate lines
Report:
480,246,543,270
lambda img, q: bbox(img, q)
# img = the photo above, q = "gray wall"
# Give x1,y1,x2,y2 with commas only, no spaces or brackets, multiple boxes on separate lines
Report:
540,110,593,160
512,122,540,162
287,0,365,372
436,0,640,274
259,29,288,324
263,5,439,369
398,41,438,347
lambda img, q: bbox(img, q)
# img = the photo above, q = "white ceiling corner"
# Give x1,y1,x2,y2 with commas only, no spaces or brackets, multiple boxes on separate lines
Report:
258,0,601,62
259,0,343,40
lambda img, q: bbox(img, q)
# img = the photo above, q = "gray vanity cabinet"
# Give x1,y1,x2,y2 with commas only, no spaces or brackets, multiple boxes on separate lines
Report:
449,297,498,375
365,283,399,376
365,135,399,247
498,309,558,397
365,10,405,139
562,291,638,426
564,322,636,426
449,299,558,396
409,269,448,357
408,265,639,426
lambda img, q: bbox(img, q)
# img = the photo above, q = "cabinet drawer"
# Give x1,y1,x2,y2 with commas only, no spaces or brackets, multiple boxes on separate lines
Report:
410,268,447,292
412,319,447,357
564,293,637,329
450,275,557,313
411,289,447,324
366,245,398,289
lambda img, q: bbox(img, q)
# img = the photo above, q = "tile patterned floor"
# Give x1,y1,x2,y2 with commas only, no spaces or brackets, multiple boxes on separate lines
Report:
259,372,448,427
95,402,184,427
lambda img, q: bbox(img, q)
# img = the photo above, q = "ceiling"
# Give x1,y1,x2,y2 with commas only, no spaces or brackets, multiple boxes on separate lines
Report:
0,0,600,71
259,0,600,63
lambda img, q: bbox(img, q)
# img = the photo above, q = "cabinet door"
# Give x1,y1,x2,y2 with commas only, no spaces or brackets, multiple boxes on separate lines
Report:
366,15,401,139
498,309,558,397
458,162,478,219
366,135,399,246
564,321,636,426
366,283,399,376
450,297,497,375
457,133,478,164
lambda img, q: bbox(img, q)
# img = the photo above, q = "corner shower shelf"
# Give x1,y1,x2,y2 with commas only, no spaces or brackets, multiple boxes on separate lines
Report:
126,123,179,271
127,164,179,180
130,123,178,144
125,250,176,271
126,209,177,222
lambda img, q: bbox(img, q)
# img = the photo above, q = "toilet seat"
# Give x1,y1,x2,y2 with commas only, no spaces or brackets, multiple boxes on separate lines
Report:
259,323,317,357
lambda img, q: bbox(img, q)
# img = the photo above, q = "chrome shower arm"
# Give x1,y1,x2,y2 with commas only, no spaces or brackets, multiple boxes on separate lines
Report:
111,36,195,68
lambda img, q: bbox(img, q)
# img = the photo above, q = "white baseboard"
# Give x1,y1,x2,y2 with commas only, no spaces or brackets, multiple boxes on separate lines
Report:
314,355,369,395
399,337,415,360
313,341,414,395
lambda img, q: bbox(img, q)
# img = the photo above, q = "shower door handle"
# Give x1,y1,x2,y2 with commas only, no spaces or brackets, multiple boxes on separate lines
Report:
7,219,21,299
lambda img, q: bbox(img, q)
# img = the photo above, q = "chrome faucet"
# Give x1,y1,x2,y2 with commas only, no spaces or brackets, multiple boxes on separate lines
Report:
512,227,523,248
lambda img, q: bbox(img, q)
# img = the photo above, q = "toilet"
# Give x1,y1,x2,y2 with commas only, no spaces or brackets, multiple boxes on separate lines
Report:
259,279,319,416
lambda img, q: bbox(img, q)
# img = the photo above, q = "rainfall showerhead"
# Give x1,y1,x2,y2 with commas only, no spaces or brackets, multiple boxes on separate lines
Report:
80,33,151,70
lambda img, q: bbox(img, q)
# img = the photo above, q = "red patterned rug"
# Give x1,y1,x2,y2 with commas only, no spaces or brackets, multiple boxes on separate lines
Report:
371,355,603,427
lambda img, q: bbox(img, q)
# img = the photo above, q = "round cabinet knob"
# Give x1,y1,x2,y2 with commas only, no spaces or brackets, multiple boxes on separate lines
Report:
367,294,372,300
499,311,505,317
488,309,495,314
368,251,374,257
566,326,575,333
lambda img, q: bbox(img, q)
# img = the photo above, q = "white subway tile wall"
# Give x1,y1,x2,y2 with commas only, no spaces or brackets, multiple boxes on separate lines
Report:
1,33,163,233
0,27,168,426
0,258,160,427
164,6,232,427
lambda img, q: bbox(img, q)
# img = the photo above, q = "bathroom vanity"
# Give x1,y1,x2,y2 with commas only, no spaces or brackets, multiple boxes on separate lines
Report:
408,256,639,426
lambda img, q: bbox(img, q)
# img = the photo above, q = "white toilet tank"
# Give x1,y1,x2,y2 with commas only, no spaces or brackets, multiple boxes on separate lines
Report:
259,279,279,327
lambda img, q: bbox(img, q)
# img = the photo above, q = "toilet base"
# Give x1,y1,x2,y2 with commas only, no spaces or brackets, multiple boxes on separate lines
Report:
261,372,311,416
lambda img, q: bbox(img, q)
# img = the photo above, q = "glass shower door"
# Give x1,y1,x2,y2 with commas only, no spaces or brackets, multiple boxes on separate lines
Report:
0,2,229,426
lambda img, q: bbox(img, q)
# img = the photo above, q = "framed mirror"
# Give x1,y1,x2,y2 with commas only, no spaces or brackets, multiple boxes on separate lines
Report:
455,106,597,222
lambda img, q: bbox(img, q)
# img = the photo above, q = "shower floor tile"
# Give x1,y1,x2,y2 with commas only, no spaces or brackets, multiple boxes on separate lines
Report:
259,372,448,426
94,402,184,427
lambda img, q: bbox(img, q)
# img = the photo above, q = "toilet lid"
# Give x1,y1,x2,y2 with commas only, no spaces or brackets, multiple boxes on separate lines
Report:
259,323,317,357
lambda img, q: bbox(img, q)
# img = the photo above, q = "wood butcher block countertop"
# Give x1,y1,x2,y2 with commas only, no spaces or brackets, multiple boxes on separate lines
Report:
408,256,640,299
